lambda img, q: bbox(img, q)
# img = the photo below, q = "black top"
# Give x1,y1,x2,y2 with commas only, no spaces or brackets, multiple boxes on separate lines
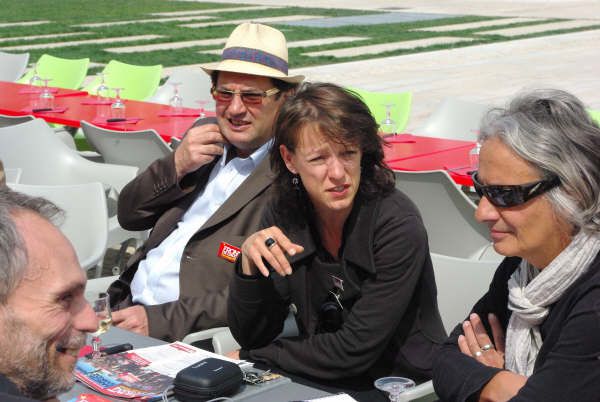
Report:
228,189,446,387
433,254,600,402
0,374,38,402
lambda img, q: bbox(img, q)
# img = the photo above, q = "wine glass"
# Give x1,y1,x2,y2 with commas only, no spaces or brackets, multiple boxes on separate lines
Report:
374,377,415,402
95,72,109,100
39,78,54,109
168,82,183,111
195,100,208,118
110,87,126,119
380,103,397,136
90,293,112,359
28,63,42,87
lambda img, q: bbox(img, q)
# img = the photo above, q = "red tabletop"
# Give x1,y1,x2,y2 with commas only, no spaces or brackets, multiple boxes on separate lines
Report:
383,133,476,186
0,81,213,141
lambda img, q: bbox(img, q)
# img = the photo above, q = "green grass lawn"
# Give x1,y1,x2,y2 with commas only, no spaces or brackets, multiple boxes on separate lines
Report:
1,0,597,73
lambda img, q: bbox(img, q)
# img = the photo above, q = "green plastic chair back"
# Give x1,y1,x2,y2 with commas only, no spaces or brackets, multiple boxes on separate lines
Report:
348,87,413,133
588,109,600,125
83,60,162,101
18,54,89,89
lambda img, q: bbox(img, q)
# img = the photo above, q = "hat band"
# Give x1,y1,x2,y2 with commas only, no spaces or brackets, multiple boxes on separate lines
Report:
221,47,288,75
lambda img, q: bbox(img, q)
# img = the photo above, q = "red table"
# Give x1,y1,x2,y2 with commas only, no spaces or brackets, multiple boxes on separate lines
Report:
383,134,476,186
0,81,212,141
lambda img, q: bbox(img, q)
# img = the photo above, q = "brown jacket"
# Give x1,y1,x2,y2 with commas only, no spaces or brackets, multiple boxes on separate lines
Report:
108,148,274,341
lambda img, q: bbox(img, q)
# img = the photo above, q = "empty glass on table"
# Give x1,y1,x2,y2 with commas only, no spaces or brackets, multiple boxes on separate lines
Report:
374,376,416,402
110,87,126,119
380,103,397,136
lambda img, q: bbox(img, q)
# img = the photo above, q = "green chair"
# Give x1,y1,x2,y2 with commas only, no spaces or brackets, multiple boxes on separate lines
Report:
83,60,162,101
18,54,89,89
348,87,413,134
588,109,600,125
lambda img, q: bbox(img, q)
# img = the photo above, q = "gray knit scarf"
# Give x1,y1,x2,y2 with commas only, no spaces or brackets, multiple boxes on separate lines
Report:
504,230,600,376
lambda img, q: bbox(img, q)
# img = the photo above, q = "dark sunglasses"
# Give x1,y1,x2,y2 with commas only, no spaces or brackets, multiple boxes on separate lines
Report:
471,172,560,207
211,87,280,105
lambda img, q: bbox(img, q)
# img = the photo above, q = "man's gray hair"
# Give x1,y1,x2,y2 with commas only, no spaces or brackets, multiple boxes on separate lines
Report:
479,88,600,233
0,187,62,303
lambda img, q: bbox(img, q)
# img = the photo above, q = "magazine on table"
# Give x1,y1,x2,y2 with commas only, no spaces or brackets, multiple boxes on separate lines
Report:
74,341,247,401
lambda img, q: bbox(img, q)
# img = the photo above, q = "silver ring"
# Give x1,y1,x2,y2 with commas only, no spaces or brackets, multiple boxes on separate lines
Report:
264,237,276,248
474,350,483,357
481,343,494,352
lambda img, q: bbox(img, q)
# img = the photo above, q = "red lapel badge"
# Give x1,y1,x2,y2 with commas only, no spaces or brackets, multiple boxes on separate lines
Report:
218,242,241,263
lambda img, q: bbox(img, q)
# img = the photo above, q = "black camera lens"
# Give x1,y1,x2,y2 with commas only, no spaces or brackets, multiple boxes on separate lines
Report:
318,300,343,333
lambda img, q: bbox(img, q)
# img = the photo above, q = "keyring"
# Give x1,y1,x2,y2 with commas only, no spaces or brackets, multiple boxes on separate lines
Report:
264,237,276,248
481,343,494,352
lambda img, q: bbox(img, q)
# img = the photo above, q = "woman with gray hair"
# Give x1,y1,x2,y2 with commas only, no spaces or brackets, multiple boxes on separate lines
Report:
433,89,600,401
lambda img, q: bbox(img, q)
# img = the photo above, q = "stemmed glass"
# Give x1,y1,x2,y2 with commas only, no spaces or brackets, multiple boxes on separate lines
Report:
95,72,110,100
90,293,112,359
39,78,54,109
28,63,42,87
374,377,415,402
380,103,397,136
195,100,208,118
110,87,126,119
169,82,183,111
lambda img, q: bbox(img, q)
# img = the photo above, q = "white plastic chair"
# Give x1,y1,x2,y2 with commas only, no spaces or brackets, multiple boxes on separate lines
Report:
416,98,491,141
0,118,145,259
0,51,29,82
8,182,108,275
80,120,172,172
399,252,499,401
4,168,22,184
0,114,76,149
394,170,501,261
85,275,119,302
148,67,215,110
0,114,34,128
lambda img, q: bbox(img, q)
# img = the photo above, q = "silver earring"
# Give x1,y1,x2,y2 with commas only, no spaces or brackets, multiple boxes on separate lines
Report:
291,175,300,190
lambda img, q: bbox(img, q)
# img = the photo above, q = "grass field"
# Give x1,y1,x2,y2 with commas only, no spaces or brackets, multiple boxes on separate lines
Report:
1,1,598,74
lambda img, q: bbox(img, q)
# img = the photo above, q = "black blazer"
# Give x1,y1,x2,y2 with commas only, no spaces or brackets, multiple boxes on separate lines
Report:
228,189,446,386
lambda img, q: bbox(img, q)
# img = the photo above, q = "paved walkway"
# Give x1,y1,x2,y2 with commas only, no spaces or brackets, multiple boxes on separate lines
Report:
206,0,600,130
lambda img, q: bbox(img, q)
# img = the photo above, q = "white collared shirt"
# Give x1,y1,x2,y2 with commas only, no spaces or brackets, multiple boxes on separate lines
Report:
131,141,271,305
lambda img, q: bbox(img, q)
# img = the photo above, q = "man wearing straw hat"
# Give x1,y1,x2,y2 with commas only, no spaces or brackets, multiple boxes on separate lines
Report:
108,23,303,341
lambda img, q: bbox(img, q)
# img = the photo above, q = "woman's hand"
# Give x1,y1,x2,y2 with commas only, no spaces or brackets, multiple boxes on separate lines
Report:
458,313,505,369
240,226,304,277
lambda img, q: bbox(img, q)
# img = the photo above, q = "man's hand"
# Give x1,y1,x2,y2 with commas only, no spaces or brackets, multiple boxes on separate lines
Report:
226,349,240,360
111,305,149,336
174,123,227,179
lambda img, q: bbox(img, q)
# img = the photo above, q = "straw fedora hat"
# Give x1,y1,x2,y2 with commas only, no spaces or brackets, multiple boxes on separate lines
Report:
202,22,304,84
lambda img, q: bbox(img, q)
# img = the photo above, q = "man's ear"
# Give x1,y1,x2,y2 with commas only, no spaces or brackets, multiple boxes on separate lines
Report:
279,145,297,174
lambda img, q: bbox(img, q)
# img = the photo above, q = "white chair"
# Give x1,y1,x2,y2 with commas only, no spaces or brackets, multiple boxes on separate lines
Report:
416,98,491,141
399,252,499,401
182,308,299,355
4,168,22,184
394,170,501,261
81,120,172,172
0,118,145,261
8,182,108,275
0,51,29,82
85,275,119,302
148,67,215,110
0,114,76,149
0,114,34,128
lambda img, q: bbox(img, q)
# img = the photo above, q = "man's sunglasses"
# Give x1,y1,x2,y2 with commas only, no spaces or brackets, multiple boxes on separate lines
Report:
471,172,560,207
211,87,280,105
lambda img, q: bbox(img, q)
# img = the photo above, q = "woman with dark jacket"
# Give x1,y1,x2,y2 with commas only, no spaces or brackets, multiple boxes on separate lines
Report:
433,89,600,401
227,82,446,388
